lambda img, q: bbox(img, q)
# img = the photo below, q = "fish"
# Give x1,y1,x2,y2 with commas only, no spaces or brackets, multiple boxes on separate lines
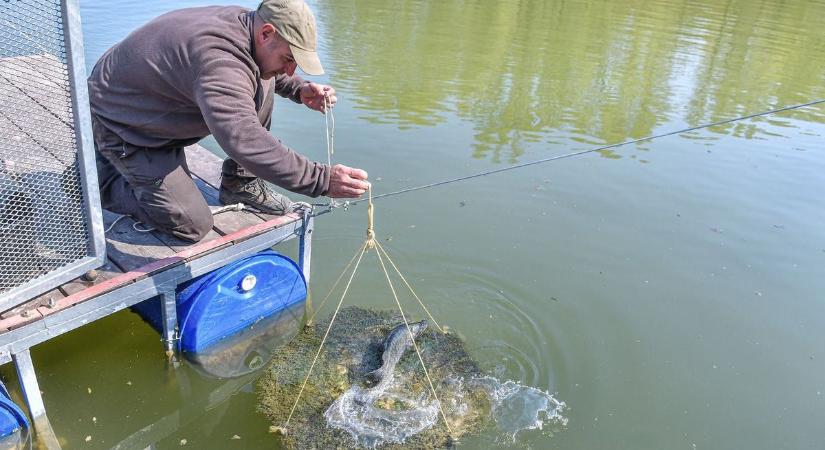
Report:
365,319,428,392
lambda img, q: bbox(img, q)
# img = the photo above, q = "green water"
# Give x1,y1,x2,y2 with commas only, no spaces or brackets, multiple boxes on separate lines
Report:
4,0,825,448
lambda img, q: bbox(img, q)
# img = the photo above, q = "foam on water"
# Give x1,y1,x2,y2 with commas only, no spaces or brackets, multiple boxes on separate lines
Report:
324,374,567,448
324,384,439,449
472,376,568,441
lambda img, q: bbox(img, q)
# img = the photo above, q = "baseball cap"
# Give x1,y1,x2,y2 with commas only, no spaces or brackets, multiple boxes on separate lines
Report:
257,0,324,75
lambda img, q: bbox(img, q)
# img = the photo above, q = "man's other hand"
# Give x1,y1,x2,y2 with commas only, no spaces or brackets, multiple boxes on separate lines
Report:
301,82,337,113
327,164,369,198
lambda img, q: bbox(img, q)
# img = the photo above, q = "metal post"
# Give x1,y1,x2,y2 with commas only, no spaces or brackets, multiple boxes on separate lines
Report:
299,211,314,322
62,0,106,262
298,211,313,285
159,290,178,359
13,349,61,449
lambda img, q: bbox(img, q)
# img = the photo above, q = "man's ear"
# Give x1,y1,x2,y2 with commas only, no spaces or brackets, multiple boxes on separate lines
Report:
261,23,277,42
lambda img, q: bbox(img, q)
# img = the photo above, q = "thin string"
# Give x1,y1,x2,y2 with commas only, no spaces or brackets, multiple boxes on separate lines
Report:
306,244,364,325
374,248,454,437
283,241,369,429
104,203,250,234
376,241,444,334
286,187,453,435
343,99,825,205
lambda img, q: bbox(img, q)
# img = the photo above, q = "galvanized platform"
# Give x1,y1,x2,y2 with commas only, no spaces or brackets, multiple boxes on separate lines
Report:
0,144,314,446
0,4,320,445
1,37,317,448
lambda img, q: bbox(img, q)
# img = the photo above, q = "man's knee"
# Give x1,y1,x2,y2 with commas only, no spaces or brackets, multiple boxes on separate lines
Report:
129,164,214,243
174,205,213,242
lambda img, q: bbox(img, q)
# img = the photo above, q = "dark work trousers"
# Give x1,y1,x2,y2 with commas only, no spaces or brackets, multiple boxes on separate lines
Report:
92,116,216,242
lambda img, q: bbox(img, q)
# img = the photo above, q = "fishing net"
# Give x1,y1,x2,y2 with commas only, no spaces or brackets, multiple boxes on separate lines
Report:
257,307,567,449
258,307,491,449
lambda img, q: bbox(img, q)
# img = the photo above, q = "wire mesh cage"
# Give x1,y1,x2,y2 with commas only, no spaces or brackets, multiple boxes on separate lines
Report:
0,0,105,311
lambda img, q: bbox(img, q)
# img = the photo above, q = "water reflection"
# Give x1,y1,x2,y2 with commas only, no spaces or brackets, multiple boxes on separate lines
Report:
185,302,304,379
110,303,303,449
317,0,825,161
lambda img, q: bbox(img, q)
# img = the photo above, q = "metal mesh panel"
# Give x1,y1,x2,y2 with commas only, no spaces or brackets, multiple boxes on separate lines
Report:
0,0,90,298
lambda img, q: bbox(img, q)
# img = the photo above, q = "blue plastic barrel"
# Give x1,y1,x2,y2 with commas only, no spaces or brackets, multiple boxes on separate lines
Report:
0,381,28,440
133,250,307,354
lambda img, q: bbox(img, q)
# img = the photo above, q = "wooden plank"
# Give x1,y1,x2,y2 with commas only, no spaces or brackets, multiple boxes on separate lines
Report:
0,289,59,331
103,210,177,272
0,54,73,125
0,58,73,167
57,259,123,297
0,111,65,175
185,144,223,188
149,224,221,254
41,213,301,315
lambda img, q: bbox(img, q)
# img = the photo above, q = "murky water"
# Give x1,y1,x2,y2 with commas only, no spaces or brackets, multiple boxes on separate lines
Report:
2,0,824,448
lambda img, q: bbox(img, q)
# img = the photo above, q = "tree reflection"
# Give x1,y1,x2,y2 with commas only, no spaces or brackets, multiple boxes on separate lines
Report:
317,0,825,162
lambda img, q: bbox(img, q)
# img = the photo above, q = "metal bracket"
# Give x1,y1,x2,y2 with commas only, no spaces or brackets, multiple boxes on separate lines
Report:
159,289,179,358
298,209,313,285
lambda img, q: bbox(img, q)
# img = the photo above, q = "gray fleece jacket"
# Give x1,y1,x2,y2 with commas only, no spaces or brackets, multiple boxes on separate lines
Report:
87,5,330,197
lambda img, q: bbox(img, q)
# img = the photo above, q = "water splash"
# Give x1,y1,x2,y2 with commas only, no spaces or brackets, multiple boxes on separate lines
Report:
324,383,439,449
324,375,566,448
472,376,568,441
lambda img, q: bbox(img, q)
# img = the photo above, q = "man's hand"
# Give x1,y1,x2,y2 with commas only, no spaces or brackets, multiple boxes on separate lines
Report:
300,82,337,113
327,164,369,198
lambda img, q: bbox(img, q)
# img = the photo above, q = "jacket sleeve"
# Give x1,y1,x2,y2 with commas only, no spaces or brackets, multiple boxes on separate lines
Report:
273,74,308,103
192,56,329,197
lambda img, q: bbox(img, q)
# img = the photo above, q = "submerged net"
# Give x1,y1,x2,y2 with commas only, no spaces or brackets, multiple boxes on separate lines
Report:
257,307,566,449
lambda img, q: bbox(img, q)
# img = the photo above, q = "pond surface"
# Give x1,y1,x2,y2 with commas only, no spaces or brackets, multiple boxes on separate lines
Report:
4,0,825,448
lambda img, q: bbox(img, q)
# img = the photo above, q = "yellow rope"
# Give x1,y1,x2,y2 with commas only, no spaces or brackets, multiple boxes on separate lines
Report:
283,241,369,430
283,184,453,437
306,245,364,326
375,241,445,334
374,248,454,437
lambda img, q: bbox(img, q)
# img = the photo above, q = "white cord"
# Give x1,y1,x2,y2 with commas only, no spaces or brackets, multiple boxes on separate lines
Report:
103,214,129,233
324,94,335,167
212,202,246,215
106,203,248,234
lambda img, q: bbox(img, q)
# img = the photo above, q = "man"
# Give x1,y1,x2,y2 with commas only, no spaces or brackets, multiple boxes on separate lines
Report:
88,0,369,242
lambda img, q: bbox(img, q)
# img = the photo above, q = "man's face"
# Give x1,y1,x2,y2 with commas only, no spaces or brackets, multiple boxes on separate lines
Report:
255,23,298,79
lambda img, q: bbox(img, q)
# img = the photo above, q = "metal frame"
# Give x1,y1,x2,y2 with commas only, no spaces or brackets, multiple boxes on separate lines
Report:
62,0,106,267
0,0,106,311
0,213,313,447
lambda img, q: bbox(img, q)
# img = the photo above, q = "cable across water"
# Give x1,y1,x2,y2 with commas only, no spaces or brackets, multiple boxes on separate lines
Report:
315,98,824,212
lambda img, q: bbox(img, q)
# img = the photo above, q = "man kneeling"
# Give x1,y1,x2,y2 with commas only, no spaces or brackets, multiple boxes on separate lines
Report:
88,0,369,242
